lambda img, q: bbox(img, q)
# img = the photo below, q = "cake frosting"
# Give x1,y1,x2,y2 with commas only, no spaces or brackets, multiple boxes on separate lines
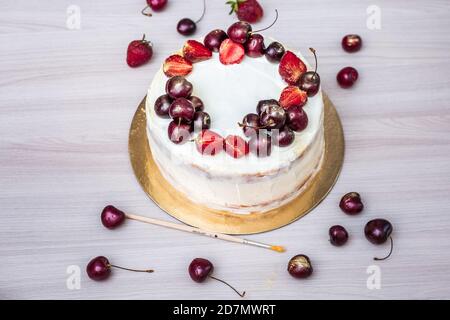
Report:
145,42,324,214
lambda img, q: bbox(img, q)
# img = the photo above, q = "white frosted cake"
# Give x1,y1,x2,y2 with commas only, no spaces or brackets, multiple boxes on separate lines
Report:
145,30,324,214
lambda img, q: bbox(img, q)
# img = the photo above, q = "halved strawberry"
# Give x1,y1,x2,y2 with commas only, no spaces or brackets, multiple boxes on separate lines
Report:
219,39,245,65
278,51,307,85
279,86,308,109
182,40,212,63
163,54,193,77
224,135,249,159
195,130,224,156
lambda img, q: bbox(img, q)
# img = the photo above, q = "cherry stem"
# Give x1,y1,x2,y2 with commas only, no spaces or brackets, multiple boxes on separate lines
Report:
209,275,245,298
309,47,318,79
374,237,393,261
195,0,207,24
253,9,278,33
109,264,154,273
141,6,152,17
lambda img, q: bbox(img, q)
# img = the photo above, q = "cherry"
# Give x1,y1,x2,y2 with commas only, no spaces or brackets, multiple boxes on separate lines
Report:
286,106,308,132
169,98,195,123
337,66,358,88
365,219,394,261
256,99,279,115
298,48,320,97
192,111,211,131
189,96,204,112
287,254,313,279
177,0,206,36
204,29,228,52
166,76,193,99
265,41,285,63
227,9,278,44
240,113,260,137
259,102,286,129
329,225,349,246
248,132,271,157
342,34,362,53
245,34,265,57
339,192,364,215
101,205,125,229
274,126,295,147
188,258,245,297
195,130,224,156
86,256,153,281
154,94,172,118
168,121,192,144
141,0,168,16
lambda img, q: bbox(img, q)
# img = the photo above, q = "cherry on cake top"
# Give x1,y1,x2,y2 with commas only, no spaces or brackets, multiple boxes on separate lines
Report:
155,20,321,159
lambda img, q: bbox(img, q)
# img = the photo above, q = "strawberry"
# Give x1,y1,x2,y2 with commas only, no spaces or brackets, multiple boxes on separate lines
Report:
279,86,308,109
183,40,212,63
126,34,153,68
219,39,245,65
279,51,307,85
227,0,264,23
195,130,224,156
224,135,249,159
163,54,193,77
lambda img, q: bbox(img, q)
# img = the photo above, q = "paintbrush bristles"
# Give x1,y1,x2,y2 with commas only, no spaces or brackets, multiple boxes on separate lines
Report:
270,245,286,253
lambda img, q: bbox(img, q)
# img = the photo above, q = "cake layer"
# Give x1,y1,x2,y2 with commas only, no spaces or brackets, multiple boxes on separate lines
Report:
146,46,325,214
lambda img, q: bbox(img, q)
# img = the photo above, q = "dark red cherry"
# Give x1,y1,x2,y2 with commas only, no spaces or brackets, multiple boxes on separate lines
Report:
256,99,279,115
165,76,193,99
287,254,313,279
265,41,285,62
101,205,125,229
248,132,271,157
298,48,320,97
259,103,286,129
274,126,295,147
188,258,245,297
286,106,308,132
245,34,265,57
86,256,153,281
192,111,211,131
154,94,172,118
168,121,192,144
365,219,393,245
339,192,364,215
204,29,228,52
329,225,349,246
365,219,394,261
176,1,205,36
189,96,204,112
337,66,358,88
148,0,167,11
169,98,195,123
240,113,260,137
177,18,197,36
188,258,213,283
342,34,362,53
227,21,252,44
299,72,320,97
86,256,111,281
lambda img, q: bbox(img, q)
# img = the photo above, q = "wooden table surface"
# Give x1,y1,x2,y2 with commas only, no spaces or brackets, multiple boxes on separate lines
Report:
1,0,449,300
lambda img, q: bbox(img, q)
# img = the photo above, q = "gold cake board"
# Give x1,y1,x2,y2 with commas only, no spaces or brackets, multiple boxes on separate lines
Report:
129,94,344,235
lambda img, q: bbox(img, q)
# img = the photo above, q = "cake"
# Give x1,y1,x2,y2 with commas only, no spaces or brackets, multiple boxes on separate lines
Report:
145,25,324,214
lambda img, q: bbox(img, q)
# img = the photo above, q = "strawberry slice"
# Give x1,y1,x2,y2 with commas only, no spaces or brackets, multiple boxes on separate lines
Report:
278,51,307,85
183,40,212,63
224,135,249,159
219,39,245,65
279,86,308,109
195,130,224,156
163,54,193,77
